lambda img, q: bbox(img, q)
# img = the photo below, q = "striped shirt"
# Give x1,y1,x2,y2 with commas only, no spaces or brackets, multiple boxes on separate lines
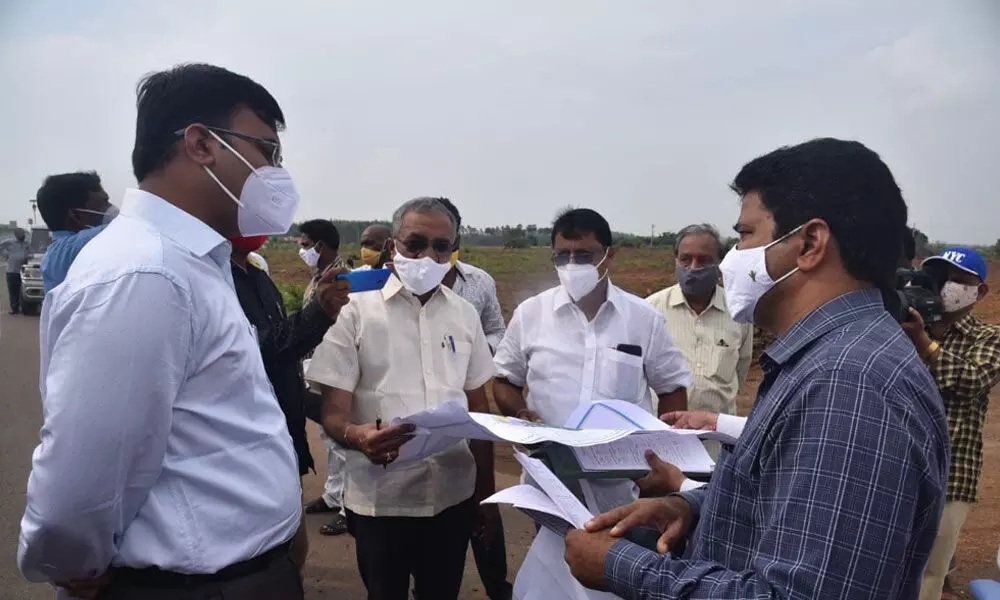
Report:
604,289,950,600
647,285,752,415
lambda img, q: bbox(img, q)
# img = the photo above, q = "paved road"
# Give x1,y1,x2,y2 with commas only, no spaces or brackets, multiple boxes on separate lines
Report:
0,274,534,599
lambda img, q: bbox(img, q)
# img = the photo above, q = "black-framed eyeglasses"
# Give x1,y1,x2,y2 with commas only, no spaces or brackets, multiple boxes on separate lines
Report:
395,236,454,257
552,249,603,267
174,126,283,167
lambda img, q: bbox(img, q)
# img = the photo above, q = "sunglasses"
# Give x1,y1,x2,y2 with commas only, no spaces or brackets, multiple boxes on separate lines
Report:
174,126,283,167
395,236,454,257
552,249,604,267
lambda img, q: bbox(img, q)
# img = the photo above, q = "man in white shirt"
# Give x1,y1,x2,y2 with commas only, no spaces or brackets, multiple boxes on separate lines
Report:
18,63,325,599
307,197,499,600
493,208,692,512
647,223,753,457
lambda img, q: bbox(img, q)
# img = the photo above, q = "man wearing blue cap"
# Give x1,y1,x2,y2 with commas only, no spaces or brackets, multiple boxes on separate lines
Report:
903,246,1000,600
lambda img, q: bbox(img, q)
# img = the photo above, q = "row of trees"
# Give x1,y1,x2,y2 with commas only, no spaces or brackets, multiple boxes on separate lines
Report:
285,220,998,257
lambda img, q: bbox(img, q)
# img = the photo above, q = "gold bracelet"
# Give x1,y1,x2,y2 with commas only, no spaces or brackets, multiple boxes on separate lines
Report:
343,424,355,448
921,341,941,362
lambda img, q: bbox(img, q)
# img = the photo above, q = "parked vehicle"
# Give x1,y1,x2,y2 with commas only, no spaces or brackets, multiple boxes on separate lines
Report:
19,228,50,315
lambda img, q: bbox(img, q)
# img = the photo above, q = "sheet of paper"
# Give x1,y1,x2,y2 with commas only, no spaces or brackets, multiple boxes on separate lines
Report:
515,452,593,529
565,399,669,431
572,431,715,474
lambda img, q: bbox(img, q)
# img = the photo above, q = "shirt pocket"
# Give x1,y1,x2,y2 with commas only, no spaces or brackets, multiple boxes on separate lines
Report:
438,339,473,390
708,332,742,380
596,347,645,401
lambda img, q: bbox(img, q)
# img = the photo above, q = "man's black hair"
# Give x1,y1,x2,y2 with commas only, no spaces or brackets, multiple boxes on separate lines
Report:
732,138,908,289
299,219,340,251
131,63,286,182
36,171,104,231
436,198,461,230
551,208,613,247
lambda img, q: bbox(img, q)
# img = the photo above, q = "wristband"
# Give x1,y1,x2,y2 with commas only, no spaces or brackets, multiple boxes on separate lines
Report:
921,341,941,362
343,424,355,448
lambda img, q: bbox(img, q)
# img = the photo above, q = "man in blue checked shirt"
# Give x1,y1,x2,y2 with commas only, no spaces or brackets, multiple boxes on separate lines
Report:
563,138,950,599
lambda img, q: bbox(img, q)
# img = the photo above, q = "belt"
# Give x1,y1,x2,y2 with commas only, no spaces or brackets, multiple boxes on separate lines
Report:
110,539,292,589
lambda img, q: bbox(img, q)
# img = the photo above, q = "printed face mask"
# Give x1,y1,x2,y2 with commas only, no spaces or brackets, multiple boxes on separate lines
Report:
940,281,979,313
719,225,803,324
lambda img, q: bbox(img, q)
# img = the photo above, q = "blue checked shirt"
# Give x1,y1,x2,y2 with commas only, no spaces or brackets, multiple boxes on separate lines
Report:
604,289,950,599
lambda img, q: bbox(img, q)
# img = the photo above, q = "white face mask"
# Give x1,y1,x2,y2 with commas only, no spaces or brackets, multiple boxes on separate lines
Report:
75,205,119,228
299,246,320,269
940,281,979,313
557,250,609,301
202,129,300,236
392,252,452,296
719,225,803,324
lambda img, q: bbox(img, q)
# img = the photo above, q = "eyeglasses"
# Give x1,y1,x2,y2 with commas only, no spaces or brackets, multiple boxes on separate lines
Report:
552,249,604,267
395,236,454,257
173,126,283,167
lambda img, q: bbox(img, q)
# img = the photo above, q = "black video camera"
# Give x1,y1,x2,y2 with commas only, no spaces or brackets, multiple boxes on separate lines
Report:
887,267,944,324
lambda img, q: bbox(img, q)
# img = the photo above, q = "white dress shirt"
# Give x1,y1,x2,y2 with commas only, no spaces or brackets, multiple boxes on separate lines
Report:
306,274,495,518
495,282,692,427
18,189,301,583
494,282,692,512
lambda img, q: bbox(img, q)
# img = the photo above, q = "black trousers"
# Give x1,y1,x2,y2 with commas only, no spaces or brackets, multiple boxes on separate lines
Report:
347,496,476,600
470,518,513,600
98,545,304,600
6,272,21,313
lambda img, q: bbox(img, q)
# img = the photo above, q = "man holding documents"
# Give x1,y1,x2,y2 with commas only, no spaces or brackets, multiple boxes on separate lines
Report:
563,139,949,599
306,197,498,600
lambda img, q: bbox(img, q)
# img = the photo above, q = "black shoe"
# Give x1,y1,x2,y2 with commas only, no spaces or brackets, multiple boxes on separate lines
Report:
319,513,348,536
303,496,337,514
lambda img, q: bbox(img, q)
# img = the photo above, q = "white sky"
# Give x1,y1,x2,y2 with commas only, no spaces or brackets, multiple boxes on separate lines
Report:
1,0,998,243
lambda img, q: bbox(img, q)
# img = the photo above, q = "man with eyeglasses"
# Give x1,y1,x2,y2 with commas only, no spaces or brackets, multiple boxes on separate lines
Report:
492,208,690,595
19,64,309,599
306,197,498,600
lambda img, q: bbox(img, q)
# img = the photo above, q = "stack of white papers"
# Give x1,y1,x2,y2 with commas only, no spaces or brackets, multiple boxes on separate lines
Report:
572,433,715,474
566,399,739,445
482,452,592,535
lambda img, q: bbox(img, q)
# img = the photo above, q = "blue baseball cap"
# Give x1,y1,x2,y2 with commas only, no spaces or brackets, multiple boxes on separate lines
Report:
921,247,988,282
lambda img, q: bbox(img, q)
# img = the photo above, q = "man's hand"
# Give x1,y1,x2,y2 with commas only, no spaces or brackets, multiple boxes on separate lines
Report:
901,307,934,354
473,503,503,548
635,450,687,497
315,267,351,320
565,528,618,591
515,408,542,423
661,410,718,430
350,422,415,465
585,496,693,554
56,572,111,599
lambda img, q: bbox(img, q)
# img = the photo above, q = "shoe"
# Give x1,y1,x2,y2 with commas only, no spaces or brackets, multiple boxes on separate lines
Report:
303,497,337,514
319,513,348,536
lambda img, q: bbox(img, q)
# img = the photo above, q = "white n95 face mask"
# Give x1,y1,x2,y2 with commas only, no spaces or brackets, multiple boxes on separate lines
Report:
719,225,803,324
299,246,320,269
940,281,979,313
202,129,300,236
392,252,452,296
557,250,609,301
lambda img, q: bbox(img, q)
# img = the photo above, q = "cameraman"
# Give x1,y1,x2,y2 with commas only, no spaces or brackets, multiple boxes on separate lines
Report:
903,247,1000,600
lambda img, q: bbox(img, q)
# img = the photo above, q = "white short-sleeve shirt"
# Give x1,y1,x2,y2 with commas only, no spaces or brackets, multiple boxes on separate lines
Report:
307,274,495,518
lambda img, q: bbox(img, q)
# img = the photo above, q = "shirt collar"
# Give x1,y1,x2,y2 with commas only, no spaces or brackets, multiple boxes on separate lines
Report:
119,188,226,258
381,272,451,304
553,280,625,314
764,287,886,365
666,284,727,312
454,261,468,282
51,230,75,239
952,314,979,337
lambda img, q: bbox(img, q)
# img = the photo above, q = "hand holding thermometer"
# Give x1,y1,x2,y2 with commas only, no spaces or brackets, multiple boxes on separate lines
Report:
335,268,392,293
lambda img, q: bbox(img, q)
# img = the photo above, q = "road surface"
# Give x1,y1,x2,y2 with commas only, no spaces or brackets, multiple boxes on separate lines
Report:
0,274,535,599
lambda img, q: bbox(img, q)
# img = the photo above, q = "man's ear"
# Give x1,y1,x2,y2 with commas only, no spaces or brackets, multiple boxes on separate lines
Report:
797,218,830,273
181,124,216,167
978,282,989,301
606,247,617,262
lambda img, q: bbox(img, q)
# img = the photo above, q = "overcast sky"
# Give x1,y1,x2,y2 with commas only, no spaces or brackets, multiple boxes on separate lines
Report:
1,0,998,243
